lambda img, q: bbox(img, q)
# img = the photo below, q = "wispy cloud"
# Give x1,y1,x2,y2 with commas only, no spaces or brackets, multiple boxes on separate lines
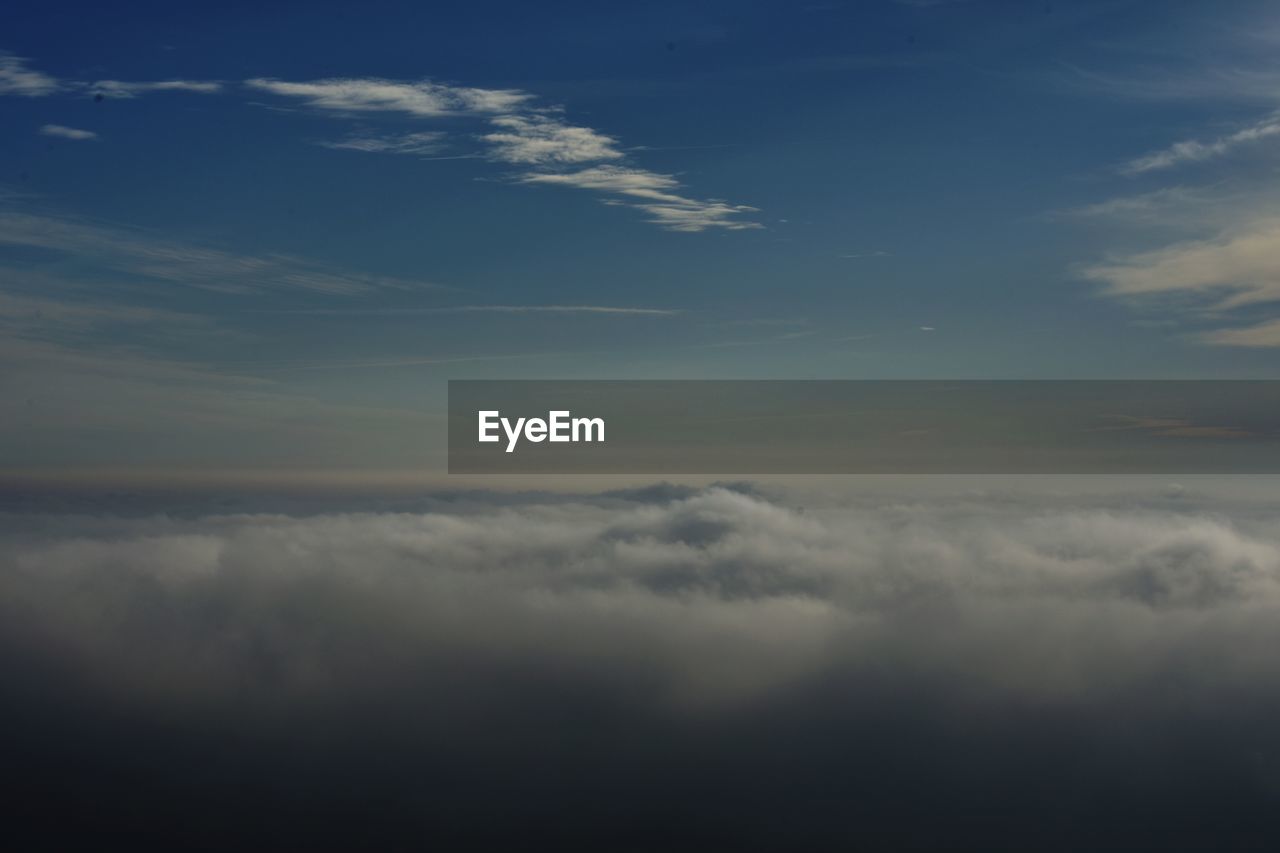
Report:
0,290,209,334
0,53,60,96
87,79,223,98
249,74,760,231
39,124,97,140
317,131,446,155
1082,219,1280,311
0,211,441,296
440,304,679,315
1055,186,1216,224
2,52,761,234
615,197,762,232
482,114,623,164
245,77,530,117
1121,115,1280,175
517,165,684,198
1198,317,1280,348
519,166,760,232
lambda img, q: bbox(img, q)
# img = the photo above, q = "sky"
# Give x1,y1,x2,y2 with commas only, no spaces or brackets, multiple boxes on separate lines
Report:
6,0,1280,472
10,6,1280,847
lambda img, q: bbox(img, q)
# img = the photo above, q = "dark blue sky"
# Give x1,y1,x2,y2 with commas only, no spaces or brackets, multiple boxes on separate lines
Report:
4,0,1280,470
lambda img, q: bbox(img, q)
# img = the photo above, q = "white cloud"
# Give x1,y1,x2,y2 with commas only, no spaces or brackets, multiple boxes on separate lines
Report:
1082,219,1280,310
39,124,97,140
521,165,684,199
243,73,759,232
625,199,762,232
520,166,761,232
87,79,223,98
318,131,446,155
0,52,60,96
245,76,531,117
1121,115,1280,175
482,114,623,164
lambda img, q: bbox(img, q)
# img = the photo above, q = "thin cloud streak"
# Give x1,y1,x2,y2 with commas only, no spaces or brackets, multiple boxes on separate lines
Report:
317,131,447,155
1121,115,1280,175
39,124,96,140
0,211,442,296
245,77,531,117
88,80,223,98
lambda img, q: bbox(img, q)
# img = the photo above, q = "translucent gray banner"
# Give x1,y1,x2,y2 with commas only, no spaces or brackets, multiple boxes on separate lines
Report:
448,380,1280,474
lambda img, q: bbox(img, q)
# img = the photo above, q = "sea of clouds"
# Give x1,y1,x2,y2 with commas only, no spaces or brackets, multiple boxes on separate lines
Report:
5,482,1280,848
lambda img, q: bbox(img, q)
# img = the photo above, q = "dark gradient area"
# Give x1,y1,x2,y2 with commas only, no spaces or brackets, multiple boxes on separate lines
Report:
8,650,1280,850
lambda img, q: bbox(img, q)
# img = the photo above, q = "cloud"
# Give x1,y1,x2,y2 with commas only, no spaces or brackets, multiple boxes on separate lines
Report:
1197,317,1280,347
317,131,447,155
38,124,97,140
1121,115,1280,175
1082,219,1280,311
86,79,223,98
9,486,1280,707
518,164,684,197
0,52,60,96
0,210,441,295
7,485,1280,845
246,74,760,231
1055,186,1223,226
436,304,679,315
519,166,760,231
482,114,624,164
245,76,531,117
0,291,208,335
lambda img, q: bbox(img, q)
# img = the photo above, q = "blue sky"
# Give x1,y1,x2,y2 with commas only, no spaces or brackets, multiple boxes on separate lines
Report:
5,0,1280,471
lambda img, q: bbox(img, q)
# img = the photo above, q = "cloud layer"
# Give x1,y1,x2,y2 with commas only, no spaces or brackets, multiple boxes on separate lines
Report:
6,484,1280,846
